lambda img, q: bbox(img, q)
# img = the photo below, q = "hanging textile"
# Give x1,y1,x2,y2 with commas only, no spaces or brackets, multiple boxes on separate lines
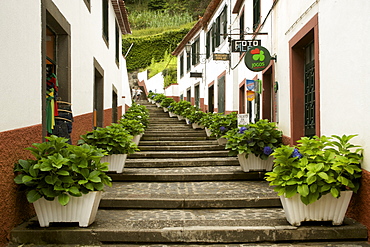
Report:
46,73,59,134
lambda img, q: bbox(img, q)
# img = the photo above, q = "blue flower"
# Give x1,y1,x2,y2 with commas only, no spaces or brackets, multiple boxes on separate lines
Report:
219,126,227,132
291,148,303,159
238,126,247,134
263,146,273,156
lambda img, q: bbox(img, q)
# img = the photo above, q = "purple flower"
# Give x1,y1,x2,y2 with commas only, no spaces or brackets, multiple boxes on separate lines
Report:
263,146,273,156
291,148,303,159
238,126,247,134
219,126,227,132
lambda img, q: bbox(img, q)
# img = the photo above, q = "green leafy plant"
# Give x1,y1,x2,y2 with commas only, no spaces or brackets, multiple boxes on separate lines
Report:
208,112,238,138
171,100,192,116
78,123,139,155
160,97,175,108
153,93,167,103
123,103,150,129
224,119,283,160
118,118,145,136
198,112,216,128
14,135,112,206
183,106,206,124
148,91,156,100
265,134,363,205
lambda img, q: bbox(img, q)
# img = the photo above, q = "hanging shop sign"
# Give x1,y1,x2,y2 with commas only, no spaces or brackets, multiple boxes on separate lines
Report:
246,79,255,91
213,53,230,61
244,46,271,72
190,72,203,78
232,40,261,52
247,91,255,101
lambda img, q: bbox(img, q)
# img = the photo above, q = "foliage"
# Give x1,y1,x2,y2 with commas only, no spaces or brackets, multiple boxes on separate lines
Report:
208,112,238,138
122,28,190,71
128,10,193,30
153,93,167,103
148,0,167,11
224,119,283,160
265,134,363,205
148,91,156,99
123,103,150,129
118,118,145,136
160,97,175,108
162,66,177,88
170,100,192,116
14,135,112,206
78,123,139,155
183,106,206,124
198,112,216,128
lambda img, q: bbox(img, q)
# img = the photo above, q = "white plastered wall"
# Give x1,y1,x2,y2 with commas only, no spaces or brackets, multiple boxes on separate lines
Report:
0,1,42,132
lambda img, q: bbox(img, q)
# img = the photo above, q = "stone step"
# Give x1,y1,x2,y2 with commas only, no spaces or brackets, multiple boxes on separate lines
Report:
99,180,279,208
142,132,207,137
125,157,240,168
138,140,219,146
11,214,368,245
108,166,265,182
138,145,226,151
9,242,370,247
129,150,230,159
140,136,210,141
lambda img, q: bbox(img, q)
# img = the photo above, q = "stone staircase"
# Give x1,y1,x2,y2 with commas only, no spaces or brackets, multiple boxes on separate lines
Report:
9,101,370,246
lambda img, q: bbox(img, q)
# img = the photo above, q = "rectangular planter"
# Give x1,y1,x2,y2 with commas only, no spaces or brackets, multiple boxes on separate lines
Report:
169,111,177,118
33,191,102,227
100,154,127,173
192,123,204,129
132,134,141,145
237,153,273,172
163,107,168,112
280,191,353,226
155,102,161,107
217,138,227,145
205,127,212,137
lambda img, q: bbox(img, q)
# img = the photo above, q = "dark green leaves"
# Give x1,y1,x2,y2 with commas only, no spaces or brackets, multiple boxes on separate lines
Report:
264,134,363,205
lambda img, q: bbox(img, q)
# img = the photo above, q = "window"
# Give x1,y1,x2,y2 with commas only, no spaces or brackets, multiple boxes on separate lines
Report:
191,38,200,65
186,49,191,72
115,21,120,65
206,30,211,59
102,0,109,44
253,0,261,31
239,9,245,40
180,53,184,77
213,5,228,49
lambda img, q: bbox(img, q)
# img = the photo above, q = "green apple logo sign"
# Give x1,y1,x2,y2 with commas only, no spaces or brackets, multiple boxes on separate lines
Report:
244,46,271,72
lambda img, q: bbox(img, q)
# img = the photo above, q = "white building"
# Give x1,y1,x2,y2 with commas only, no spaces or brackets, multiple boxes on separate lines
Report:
171,0,370,236
0,0,131,245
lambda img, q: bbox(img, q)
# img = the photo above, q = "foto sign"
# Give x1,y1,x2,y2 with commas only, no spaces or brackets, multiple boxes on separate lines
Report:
244,46,271,72
232,40,261,52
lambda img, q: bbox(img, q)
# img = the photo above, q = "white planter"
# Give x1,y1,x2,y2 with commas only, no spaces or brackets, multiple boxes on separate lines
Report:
33,191,102,227
205,127,212,137
163,107,168,112
150,99,155,104
280,190,353,226
169,111,177,118
155,102,161,107
185,118,191,125
192,122,204,129
217,138,227,145
237,153,274,172
177,115,185,121
101,154,127,173
132,134,141,145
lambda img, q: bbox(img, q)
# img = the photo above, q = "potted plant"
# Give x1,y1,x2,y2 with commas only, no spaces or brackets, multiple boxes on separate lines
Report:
118,118,145,145
153,93,166,107
265,134,363,226
172,100,192,120
13,135,112,227
224,119,283,172
184,107,206,129
123,103,149,129
208,112,238,145
147,92,156,103
79,123,139,173
168,101,178,118
160,97,175,112
198,112,216,137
